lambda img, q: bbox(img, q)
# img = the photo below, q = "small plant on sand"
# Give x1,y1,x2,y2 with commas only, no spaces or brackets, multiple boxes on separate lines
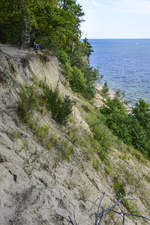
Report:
17,85,40,122
113,177,140,214
101,81,109,97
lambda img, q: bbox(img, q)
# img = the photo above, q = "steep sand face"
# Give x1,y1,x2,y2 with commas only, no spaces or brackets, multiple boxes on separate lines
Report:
0,44,150,225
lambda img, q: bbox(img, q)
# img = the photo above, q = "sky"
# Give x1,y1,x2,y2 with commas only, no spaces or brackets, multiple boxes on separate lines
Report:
77,0,150,39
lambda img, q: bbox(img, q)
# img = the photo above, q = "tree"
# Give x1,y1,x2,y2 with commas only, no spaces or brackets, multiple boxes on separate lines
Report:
0,0,84,51
83,37,94,58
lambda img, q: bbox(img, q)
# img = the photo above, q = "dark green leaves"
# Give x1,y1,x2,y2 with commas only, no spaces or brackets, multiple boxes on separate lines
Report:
100,98,150,157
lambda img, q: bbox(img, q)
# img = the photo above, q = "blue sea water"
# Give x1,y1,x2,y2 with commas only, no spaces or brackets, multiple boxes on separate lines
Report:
89,39,150,104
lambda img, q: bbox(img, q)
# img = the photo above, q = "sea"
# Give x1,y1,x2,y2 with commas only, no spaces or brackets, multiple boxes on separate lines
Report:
89,39,150,105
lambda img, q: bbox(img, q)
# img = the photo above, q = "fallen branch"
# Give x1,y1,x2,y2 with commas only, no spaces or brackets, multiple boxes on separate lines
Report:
66,193,150,225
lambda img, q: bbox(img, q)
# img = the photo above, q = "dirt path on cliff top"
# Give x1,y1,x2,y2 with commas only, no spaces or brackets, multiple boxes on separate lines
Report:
0,43,36,57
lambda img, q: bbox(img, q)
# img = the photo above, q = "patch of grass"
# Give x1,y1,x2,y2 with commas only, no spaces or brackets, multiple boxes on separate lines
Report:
114,177,126,199
81,104,91,113
17,85,40,122
92,158,100,171
18,83,74,125
116,140,124,152
123,200,140,214
79,108,115,163
92,124,114,152
78,186,91,202
57,139,74,161
104,166,112,175
41,83,74,125
119,152,130,161
113,177,140,214
35,125,49,140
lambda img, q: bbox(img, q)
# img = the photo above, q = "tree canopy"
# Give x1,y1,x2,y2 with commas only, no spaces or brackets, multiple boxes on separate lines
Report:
0,0,84,50
0,0,98,98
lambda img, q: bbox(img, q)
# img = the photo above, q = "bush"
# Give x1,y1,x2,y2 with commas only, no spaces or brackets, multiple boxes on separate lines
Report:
100,97,150,157
18,83,74,125
42,84,74,125
92,125,114,152
18,85,40,122
100,97,131,143
58,50,70,64
57,48,98,98
70,66,87,92
101,81,109,97
61,61,73,80
114,177,126,199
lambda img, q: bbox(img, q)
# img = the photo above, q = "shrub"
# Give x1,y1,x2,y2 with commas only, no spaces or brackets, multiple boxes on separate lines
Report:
35,126,49,140
100,97,150,157
114,177,126,199
58,50,70,64
42,84,74,125
18,83,74,125
18,85,40,122
100,97,131,143
92,125,114,152
61,61,73,80
101,81,109,97
70,66,87,92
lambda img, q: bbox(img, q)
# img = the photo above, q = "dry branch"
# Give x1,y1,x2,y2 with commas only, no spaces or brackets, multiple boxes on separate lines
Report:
66,192,150,225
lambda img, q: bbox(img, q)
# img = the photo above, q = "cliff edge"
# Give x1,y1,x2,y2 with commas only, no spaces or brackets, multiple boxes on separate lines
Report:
0,44,150,225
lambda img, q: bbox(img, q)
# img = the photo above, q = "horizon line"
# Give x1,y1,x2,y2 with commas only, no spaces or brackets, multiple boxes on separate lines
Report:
85,38,150,40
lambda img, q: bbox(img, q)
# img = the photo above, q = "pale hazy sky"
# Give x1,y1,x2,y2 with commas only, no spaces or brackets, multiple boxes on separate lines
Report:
77,0,150,39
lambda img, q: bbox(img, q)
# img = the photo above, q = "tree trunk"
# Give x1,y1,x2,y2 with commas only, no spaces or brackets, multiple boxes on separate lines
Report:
21,17,30,49
20,0,30,48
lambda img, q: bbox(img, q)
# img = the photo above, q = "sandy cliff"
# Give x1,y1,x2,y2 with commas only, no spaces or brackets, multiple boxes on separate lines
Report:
0,44,150,225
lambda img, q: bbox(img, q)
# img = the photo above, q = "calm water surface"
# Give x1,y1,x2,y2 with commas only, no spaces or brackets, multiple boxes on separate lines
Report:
89,39,150,104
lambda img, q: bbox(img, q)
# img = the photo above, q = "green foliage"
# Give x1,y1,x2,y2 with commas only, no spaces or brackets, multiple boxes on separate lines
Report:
18,85,40,122
0,0,98,99
100,97,132,144
35,125,49,140
58,47,98,98
0,0,23,44
83,109,115,162
92,125,114,152
82,37,93,58
113,176,140,213
100,97,150,157
70,66,87,92
0,0,84,50
1,0,98,98
101,81,109,97
132,99,150,129
58,49,70,64
114,177,126,199
42,84,74,124
18,83,73,125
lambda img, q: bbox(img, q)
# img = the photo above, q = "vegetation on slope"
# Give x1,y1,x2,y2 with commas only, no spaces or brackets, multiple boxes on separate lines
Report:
100,97,150,157
18,82,74,125
0,0,98,98
2,0,150,165
1,1,150,224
